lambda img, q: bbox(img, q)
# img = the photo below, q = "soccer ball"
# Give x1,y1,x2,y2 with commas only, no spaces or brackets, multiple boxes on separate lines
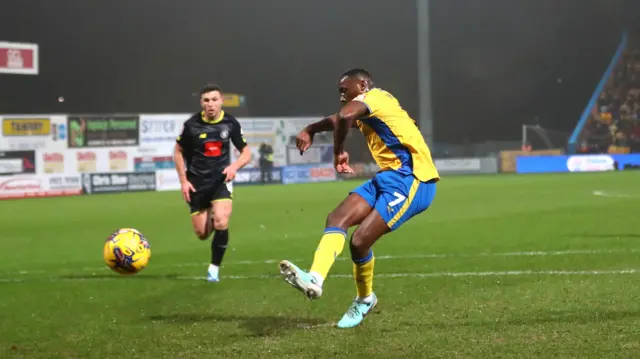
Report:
103,228,151,275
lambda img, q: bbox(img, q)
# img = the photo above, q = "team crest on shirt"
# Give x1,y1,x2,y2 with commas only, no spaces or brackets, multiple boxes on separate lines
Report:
220,130,229,139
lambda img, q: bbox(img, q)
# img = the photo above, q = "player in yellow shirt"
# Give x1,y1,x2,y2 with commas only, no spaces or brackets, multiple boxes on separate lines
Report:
279,69,440,328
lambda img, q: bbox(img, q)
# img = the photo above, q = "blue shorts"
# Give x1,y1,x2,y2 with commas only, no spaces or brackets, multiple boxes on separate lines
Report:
351,171,437,231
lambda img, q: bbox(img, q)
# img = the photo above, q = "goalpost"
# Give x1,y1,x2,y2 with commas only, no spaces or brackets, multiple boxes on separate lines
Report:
521,124,571,150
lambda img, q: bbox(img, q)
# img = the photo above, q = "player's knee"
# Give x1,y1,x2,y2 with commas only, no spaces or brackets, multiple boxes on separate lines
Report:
350,231,368,251
351,224,379,253
326,209,347,228
213,216,229,231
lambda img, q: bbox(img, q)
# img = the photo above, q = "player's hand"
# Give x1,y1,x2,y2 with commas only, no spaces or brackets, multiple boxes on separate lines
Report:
181,180,195,202
296,129,314,155
334,151,354,174
222,165,237,182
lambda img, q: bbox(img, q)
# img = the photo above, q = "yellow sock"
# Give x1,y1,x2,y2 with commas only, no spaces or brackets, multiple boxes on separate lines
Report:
353,250,375,299
309,227,347,283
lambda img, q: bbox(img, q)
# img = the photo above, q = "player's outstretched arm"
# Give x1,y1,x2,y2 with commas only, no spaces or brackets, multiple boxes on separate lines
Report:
332,101,369,173
303,113,359,135
334,101,369,155
305,114,338,134
295,114,334,154
296,114,359,154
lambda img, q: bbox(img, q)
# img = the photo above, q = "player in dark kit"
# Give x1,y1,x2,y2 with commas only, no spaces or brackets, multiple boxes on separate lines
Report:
174,84,252,282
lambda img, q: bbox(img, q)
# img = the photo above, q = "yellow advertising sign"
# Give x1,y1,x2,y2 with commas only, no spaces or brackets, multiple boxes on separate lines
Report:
3,118,51,136
223,94,244,108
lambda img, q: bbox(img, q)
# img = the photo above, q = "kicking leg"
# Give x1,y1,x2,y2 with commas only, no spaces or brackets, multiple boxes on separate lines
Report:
279,192,373,299
337,209,389,328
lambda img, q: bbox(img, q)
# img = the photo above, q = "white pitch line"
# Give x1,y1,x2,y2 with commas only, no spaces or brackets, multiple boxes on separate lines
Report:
593,190,638,199
0,278,23,283
375,248,639,260
2,268,638,283
3,248,638,277
85,248,640,270
172,268,640,280
296,322,337,329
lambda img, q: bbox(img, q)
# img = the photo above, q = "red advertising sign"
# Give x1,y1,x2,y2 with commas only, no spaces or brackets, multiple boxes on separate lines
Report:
0,42,39,75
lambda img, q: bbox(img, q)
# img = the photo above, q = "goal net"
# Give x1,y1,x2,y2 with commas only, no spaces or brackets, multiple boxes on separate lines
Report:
521,124,571,150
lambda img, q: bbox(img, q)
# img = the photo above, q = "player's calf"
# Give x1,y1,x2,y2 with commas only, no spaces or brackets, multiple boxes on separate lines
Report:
194,226,212,240
278,194,373,295
208,199,232,282
348,210,388,305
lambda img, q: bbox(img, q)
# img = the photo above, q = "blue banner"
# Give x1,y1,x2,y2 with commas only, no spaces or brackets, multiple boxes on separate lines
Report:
516,154,640,173
282,163,337,185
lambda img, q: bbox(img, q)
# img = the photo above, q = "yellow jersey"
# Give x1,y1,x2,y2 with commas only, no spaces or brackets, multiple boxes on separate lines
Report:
353,88,439,182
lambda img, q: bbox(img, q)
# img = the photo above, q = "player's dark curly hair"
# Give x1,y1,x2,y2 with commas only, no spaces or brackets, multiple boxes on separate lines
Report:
200,84,223,96
340,68,374,87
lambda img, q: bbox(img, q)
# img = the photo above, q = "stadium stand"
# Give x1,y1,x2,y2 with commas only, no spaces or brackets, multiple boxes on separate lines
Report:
576,32,640,154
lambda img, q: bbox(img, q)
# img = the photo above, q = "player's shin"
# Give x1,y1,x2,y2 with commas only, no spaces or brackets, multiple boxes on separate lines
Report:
352,249,375,303
211,229,229,265
309,227,347,286
210,229,229,275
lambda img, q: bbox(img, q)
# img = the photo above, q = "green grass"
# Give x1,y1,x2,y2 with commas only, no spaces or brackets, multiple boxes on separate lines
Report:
1,171,640,358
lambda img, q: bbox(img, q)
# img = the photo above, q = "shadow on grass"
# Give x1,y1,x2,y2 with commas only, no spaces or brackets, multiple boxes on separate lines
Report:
148,313,333,337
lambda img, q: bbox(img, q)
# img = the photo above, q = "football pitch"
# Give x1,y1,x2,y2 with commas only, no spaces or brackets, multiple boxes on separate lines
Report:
1,171,639,359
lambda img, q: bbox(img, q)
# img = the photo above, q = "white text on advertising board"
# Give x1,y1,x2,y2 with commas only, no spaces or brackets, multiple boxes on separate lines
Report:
0,175,82,199
566,155,615,172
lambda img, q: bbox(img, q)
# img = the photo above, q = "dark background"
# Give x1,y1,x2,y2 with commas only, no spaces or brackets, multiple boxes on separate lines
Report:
1,0,638,143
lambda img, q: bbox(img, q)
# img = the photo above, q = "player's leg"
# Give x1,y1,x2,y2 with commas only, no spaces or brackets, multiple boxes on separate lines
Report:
190,209,214,240
188,184,215,240
279,179,377,299
335,209,388,328
308,192,374,283
337,172,437,328
206,182,233,282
